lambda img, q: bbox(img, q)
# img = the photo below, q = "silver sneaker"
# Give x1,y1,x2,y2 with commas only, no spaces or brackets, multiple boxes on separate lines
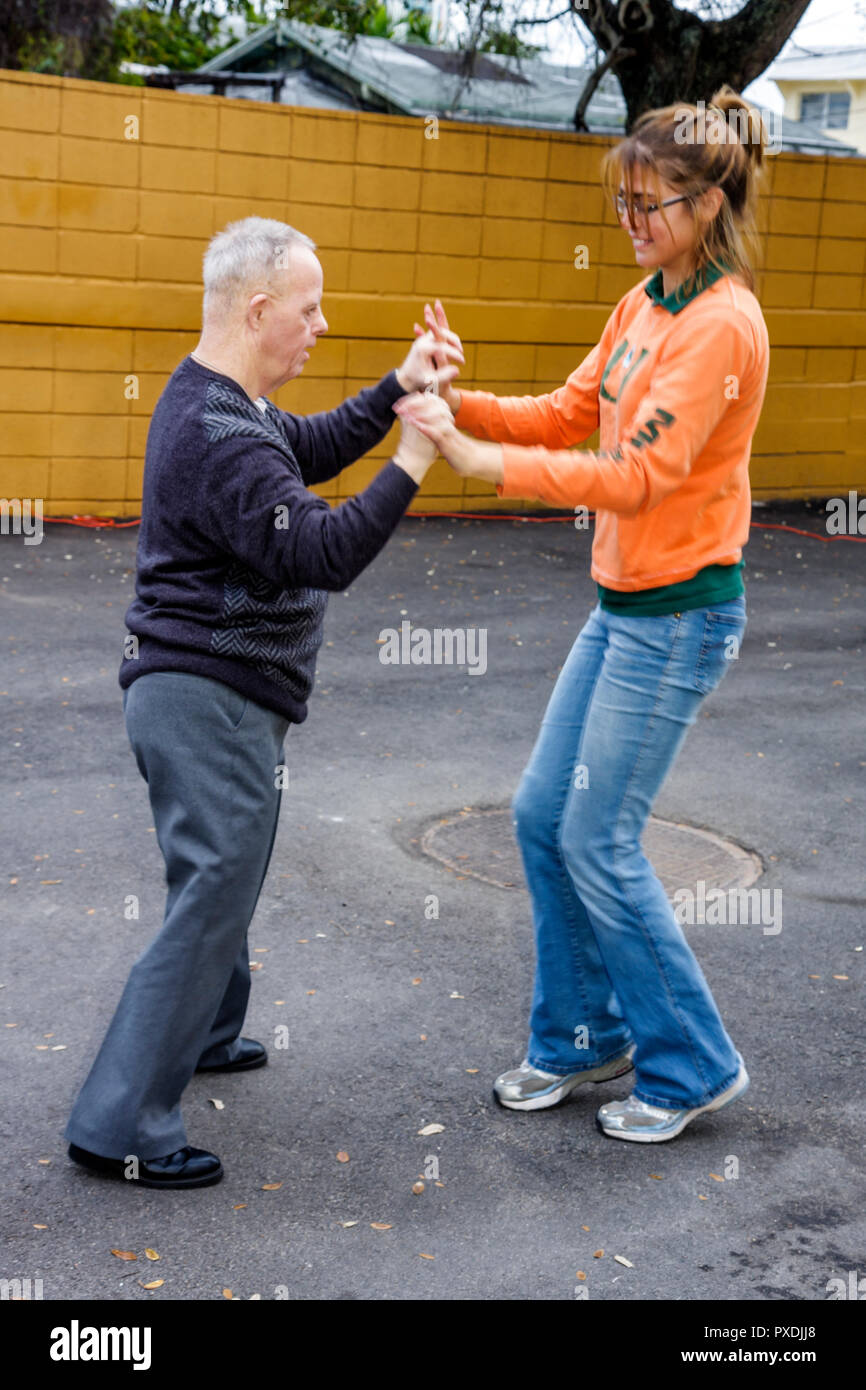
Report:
494,1046,636,1111
596,1057,750,1142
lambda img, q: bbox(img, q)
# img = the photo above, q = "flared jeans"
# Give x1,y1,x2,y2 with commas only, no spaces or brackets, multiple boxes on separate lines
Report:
512,598,747,1110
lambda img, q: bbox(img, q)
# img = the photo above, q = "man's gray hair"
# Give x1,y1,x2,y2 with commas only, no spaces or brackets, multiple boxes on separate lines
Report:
202,217,316,319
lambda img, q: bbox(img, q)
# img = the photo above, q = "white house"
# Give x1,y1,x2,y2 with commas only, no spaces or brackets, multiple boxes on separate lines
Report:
765,43,866,156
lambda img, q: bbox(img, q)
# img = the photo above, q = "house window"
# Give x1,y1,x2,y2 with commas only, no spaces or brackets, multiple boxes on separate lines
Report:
800,91,851,128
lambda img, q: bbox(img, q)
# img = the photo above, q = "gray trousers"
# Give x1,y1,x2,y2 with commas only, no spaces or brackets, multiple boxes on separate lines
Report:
65,672,290,1160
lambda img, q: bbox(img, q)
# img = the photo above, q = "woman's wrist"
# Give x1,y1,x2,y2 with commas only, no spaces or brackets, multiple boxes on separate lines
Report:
451,436,503,485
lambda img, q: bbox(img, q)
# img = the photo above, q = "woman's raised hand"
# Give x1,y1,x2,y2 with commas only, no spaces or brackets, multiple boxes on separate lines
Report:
413,300,463,414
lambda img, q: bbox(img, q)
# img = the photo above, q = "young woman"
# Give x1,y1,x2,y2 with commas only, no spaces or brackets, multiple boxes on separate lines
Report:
396,87,770,1142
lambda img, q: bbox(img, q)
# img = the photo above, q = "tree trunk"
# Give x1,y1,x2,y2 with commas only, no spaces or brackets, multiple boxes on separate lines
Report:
573,0,813,131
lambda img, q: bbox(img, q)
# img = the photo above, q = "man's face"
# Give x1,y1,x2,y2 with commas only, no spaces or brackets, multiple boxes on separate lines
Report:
253,245,328,387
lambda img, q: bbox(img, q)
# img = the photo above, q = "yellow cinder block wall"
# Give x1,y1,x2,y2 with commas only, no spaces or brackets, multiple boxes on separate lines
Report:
1,69,865,517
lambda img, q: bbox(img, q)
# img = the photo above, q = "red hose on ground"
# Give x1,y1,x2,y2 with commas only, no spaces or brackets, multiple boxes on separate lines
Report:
38,513,866,542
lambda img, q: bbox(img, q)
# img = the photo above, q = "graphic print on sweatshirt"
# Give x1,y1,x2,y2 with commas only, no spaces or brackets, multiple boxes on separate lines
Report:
599,338,650,404
202,379,328,701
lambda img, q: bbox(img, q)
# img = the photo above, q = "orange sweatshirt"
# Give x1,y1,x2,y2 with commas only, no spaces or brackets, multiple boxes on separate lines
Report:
454,267,770,591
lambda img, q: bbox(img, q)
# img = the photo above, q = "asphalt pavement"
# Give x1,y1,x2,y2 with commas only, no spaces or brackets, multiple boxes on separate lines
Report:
1,499,864,1303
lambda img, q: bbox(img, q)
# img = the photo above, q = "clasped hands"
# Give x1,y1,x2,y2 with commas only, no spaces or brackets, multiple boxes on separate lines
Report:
393,301,504,487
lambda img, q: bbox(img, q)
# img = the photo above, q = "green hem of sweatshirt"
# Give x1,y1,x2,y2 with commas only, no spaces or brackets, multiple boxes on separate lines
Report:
598,560,745,616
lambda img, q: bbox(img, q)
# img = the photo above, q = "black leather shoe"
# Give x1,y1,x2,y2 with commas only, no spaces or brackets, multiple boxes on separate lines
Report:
68,1143,223,1188
195,1037,267,1073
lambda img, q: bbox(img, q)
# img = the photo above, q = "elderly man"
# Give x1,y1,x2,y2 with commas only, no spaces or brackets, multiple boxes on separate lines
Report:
65,217,461,1188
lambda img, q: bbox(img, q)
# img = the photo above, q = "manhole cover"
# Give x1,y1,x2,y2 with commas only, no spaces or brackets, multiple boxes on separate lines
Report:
420,807,762,897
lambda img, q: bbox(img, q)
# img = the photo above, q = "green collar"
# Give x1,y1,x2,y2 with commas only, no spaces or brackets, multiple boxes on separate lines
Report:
644,260,727,314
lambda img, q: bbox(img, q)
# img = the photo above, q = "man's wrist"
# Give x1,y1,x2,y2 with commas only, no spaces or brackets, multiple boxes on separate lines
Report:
392,446,431,484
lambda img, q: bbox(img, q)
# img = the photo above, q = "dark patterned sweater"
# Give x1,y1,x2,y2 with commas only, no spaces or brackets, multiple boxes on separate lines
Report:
118,356,417,722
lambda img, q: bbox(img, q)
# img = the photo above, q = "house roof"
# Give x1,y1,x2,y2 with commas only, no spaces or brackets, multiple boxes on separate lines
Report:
765,43,866,83
163,17,859,155
194,18,626,130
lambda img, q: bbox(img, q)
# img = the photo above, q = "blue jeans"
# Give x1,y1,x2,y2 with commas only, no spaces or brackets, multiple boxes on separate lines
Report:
512,597,747,1110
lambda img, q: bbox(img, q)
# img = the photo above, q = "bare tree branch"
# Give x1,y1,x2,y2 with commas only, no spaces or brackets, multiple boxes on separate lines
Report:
574,37,635,130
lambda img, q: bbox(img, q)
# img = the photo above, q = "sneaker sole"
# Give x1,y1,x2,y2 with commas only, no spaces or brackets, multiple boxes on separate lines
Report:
597,1068,750,1143
495,1058,635,1112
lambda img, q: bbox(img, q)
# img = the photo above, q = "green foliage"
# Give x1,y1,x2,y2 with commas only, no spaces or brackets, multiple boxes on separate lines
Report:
15,32,75,75
454,1,544,61
364,5,396,39
478,26,541,59
403,7,433,44
111,1,278,75
112,4,227,72
280,1,433,44
0,0,118,80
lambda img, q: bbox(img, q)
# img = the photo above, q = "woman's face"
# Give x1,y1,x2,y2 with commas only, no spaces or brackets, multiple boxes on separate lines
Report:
616,170,701,282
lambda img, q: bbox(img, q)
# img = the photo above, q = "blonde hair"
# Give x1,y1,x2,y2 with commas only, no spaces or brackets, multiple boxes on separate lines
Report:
601,85,769,295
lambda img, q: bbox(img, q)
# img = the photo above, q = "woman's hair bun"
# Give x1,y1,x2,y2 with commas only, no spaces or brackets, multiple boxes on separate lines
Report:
707,84,768,167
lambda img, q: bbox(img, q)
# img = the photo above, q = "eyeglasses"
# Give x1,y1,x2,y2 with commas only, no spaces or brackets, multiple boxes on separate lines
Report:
614,193,691,220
